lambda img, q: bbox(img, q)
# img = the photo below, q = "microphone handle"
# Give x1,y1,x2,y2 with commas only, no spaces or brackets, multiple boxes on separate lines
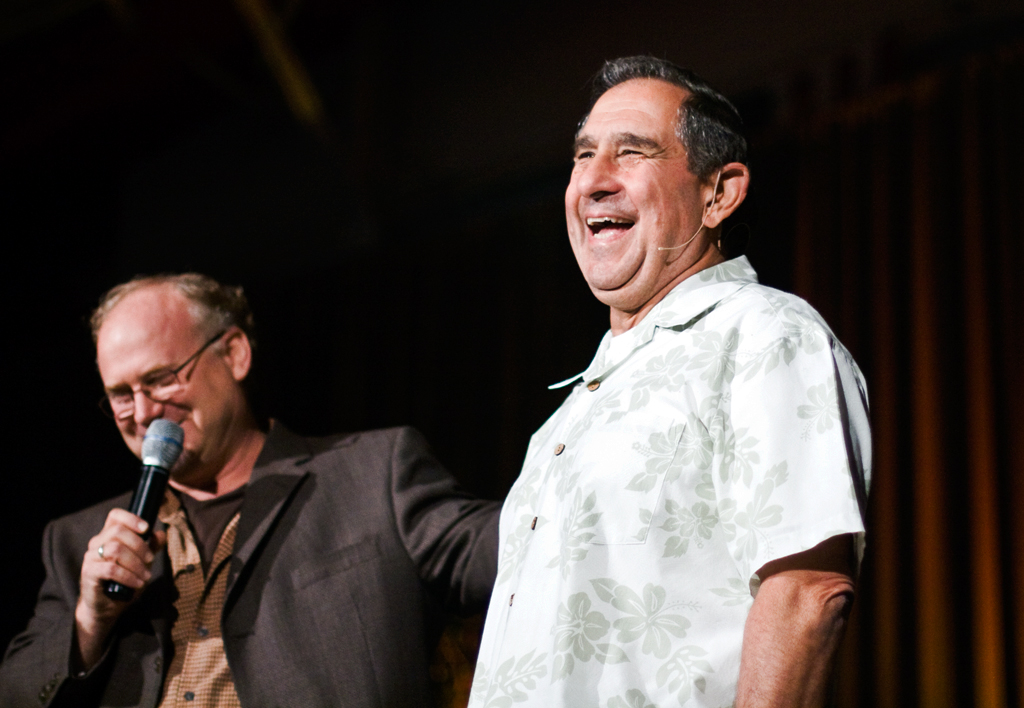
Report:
102,465,170,602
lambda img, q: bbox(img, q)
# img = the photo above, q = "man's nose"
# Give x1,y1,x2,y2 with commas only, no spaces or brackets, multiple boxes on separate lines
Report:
132,391,165,427
574,153,621,200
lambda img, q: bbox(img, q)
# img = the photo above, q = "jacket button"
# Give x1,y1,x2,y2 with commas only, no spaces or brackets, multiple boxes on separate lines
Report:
531,517,537,530
586,380,601,391
554,443,565,455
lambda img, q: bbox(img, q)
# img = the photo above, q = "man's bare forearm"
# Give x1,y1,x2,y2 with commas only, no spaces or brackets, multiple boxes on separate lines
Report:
736,534,856,708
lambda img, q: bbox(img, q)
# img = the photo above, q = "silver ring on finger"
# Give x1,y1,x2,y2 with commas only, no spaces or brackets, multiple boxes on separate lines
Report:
97,545,105,559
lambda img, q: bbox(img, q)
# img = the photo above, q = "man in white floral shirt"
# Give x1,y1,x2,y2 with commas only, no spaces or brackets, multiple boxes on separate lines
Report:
470,56,871,708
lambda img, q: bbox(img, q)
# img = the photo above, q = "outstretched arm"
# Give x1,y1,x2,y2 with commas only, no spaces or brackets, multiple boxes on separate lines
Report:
390,427,500,612
736,533,856,708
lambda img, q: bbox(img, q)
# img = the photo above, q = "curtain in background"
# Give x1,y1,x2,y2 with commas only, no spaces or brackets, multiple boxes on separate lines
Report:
428,42,1024,708
788,43,1024,708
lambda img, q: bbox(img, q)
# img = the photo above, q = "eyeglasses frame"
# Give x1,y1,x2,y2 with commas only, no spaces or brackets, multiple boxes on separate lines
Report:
98,329,229,420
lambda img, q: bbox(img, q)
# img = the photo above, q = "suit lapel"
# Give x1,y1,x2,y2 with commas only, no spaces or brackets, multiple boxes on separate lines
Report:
226,424,313,595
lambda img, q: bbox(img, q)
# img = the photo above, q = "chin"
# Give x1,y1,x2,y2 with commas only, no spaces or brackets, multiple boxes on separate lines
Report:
585,268,644,302
584,269,633,294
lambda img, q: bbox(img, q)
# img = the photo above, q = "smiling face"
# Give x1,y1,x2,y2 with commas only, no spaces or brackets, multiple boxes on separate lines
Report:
96,284,254,490
566,78,723,332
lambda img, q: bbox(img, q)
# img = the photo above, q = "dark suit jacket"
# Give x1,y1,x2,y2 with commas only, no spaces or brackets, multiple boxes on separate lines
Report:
0,425,499,708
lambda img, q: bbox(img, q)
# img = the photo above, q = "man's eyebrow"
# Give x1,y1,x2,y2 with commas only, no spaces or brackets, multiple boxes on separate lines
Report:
573,135,597,153
615,132,663,151
104,363,176,392
572,132,664,154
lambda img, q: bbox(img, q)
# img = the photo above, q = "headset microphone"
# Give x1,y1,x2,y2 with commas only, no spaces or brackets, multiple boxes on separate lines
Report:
658,169,723,252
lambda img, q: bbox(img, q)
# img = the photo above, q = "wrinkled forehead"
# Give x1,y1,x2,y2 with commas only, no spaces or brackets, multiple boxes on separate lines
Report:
96,286,203,377
577,79,689,141
104,285,198,335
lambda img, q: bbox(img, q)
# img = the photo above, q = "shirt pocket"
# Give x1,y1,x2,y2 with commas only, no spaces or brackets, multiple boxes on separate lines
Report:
563,417,686,545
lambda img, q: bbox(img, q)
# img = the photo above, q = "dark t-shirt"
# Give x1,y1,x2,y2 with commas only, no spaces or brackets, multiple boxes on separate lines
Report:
175,487,245,574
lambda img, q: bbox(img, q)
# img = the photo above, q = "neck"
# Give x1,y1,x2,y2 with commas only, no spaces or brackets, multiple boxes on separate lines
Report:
170,419,266,501
609,240,726,336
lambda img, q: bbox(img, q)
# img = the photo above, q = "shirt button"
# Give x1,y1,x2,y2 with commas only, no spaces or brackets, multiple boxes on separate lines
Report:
554,443,565,455
185,564,196,573
530,517,537,530
509,593,515,606
184,691,195,701
197,626,209,637
586,380,601,391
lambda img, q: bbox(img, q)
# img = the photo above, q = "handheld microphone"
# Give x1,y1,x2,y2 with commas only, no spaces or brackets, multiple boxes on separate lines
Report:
103,419,184,602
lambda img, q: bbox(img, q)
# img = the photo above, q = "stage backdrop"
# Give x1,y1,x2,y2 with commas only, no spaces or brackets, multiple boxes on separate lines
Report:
777,43,1024,708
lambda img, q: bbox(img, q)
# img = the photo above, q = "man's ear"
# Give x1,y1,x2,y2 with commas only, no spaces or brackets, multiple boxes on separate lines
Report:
220,328,253,381
702,162,750,229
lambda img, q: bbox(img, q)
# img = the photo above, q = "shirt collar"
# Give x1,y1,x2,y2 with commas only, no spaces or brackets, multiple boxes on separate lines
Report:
550,256,758,389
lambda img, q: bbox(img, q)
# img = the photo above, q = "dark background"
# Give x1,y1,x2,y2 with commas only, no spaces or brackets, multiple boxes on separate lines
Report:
3,1,1022,704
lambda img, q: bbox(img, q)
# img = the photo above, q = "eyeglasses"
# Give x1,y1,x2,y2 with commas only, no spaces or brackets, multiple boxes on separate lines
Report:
99,330,228,420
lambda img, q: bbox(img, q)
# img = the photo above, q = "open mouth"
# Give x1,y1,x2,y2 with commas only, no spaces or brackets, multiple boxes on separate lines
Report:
587,216,635,238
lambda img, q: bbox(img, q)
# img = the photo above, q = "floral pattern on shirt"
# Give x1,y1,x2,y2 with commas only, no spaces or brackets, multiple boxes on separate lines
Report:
472,257,871,708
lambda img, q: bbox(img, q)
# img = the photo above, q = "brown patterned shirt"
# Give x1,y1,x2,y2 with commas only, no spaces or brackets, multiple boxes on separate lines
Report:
157,492,242,708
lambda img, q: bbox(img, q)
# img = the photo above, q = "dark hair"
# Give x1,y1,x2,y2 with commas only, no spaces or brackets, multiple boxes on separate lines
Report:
581,56,748,182
90,273,256,347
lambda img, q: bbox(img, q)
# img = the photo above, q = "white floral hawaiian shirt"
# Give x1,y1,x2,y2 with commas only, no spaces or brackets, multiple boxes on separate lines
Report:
470,256,871,708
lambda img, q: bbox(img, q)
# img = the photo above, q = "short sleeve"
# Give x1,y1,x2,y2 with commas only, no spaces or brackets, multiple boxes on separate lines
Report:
710,323,870,585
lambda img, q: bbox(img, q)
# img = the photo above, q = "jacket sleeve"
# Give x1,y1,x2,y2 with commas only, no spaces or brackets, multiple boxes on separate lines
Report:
389,427,500,614
0,519,112,708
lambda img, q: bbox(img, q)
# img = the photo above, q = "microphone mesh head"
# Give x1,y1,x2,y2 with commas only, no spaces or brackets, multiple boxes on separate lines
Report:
141,419,185,469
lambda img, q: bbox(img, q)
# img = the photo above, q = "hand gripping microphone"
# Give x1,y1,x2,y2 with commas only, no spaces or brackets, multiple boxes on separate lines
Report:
103,419,184,602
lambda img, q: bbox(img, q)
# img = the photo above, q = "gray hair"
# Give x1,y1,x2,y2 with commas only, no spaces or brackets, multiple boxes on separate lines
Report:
90,273,256,347
580,56,748,182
